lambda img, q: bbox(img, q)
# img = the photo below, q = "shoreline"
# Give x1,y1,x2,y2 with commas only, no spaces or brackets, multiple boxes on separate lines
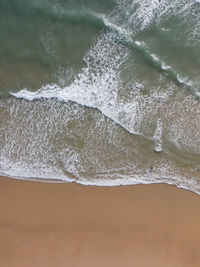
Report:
1,172,199,195
0,175,200,266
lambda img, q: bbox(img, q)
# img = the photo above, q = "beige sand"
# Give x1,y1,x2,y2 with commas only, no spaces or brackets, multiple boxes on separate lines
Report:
0,176,200,267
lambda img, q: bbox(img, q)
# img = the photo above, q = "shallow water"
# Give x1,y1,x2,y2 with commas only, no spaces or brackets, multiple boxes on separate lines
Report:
1,0,200,193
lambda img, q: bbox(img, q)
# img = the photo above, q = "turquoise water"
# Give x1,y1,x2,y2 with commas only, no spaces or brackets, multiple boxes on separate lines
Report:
1,0,200,193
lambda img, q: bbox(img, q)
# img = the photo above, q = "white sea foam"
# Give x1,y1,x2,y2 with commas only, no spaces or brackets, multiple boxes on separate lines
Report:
12,32,144,138
153,119,163,152
1,157,200,194
110,0,198,34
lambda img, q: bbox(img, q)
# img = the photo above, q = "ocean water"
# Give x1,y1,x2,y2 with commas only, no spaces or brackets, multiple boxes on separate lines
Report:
1,0,200,193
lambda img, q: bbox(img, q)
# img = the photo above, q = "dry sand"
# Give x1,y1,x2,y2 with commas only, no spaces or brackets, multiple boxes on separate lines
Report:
0,176,200,267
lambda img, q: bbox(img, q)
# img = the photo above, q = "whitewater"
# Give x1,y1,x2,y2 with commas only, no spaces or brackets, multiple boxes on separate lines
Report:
1,0,200,193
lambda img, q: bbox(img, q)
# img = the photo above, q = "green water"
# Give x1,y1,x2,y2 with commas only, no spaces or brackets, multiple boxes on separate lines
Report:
0,0,114,93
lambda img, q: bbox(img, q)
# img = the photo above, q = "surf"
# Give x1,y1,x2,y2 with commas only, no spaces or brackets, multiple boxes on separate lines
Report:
1,0,200,194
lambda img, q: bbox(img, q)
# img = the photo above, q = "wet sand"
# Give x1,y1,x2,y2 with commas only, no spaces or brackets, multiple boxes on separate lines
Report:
0,176,200,267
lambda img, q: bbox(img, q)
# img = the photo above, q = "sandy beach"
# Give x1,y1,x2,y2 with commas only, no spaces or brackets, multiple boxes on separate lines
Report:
0,176,200,266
